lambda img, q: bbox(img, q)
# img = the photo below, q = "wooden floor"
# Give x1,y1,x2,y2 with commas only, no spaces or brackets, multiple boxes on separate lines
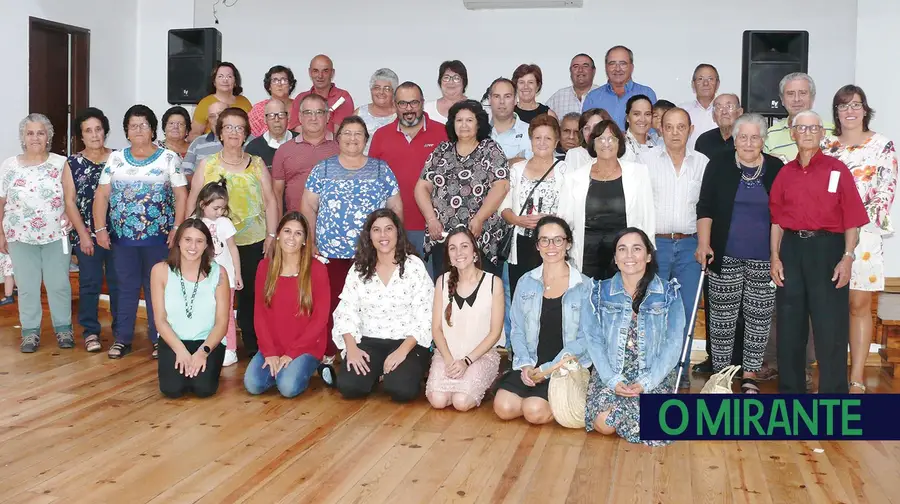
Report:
2,305,900,504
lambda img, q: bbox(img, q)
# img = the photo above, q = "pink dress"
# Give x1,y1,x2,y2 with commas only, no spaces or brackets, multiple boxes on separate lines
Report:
426,272,501,405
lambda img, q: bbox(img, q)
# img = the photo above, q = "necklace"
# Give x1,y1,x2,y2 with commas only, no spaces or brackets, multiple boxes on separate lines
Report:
221,152,245,165
179,268,201,318
734,153,763,183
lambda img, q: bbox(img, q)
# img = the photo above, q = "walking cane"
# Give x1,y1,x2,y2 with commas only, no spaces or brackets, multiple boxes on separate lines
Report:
673,253,712,393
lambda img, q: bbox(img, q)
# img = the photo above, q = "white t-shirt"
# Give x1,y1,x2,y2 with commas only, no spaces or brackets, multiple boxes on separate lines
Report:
202,216,237,288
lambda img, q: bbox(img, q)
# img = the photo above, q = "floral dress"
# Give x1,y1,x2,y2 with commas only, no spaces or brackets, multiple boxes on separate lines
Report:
584,313,676,446
68,153,111,248
0,153,67,245
420,139,510,265
822,133,898,291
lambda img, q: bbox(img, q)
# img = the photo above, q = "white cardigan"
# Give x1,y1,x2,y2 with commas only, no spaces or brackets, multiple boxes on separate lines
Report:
558,159,656,271
497,159,569,264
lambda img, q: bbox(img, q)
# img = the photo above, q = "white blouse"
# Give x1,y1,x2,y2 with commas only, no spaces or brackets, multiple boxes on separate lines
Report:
332,255,434,354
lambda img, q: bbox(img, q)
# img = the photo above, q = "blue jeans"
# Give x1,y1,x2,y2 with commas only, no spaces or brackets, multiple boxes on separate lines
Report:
112,243,168,345
243,352,320,398
406,230,433,279
655,236,701,376
75,244,118,338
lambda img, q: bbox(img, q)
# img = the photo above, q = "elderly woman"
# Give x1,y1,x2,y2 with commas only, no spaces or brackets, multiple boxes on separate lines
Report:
559,120,655,280
500,114,567,296
621,94,658,162
354,68,398,155
248,65,297,138
187,107,279,359
423,60,469,124
512,64,555,123
189,62,252,140
159,106,191,159
564,107,612,170
62,107,118,353
822,85,898,394
415,100,510,277
94,105,188,359
696,113,784,393
0,114,72,352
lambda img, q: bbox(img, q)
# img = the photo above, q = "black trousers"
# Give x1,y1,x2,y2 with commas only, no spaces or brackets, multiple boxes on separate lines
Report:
236,241,265,356
508,234,541,298
158,338,226,398
336,337,431,402
776,232,849,393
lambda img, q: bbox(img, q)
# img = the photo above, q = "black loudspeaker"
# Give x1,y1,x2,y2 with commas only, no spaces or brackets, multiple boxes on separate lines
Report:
167,28,222,105
741,30,809,117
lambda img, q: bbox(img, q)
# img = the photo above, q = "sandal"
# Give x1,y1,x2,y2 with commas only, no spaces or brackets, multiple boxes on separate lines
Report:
741,377,760,394
84,334,102,353
107,342,132,359
849,381,867,394
152,342,159,360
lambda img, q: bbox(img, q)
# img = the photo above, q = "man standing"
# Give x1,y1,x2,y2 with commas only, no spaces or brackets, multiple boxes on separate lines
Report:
272,94,339,215
556,112,581,160
769,110,868,394
680,64,720,149
245,99,293,169
694,93,743,159
181,101,227,181
642,107,709,384
489,78,532,165
368,81,447,272
545,54,599,119
582,45,657,130
287,54,354,133
764,72,834,163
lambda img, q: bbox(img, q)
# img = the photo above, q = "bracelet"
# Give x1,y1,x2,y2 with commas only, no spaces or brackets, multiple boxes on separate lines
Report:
94,227,107,233
268,233,276,238
464,356,473,366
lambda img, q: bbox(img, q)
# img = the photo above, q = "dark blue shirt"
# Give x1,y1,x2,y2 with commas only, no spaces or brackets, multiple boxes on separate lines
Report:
724,166,770,260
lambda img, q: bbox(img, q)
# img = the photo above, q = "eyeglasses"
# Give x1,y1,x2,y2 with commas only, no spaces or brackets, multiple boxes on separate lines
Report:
836,102,864,112
792,124,823,134
340,130,366,139
265,112,288,120
128,123,150,131
222,124,246,133
301,109,327,118
606,61,629,69
441,74,462,83
371,85,393,94
694,77,718,84
538,236,566,248
216,74,235,81
270,77,290,85
396,100,422,109
714,104,737,112
735,134,762,144
165,122,186,130
594,136,618,145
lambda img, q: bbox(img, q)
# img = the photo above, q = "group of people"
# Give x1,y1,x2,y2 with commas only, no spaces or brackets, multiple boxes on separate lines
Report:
1,44,895,445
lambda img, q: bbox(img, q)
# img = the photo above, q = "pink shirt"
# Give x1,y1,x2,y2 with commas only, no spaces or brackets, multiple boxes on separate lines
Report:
288,85,354,133
271,134,340,212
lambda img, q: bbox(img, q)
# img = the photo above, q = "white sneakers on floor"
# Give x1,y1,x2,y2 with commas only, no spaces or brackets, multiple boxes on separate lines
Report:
223,349,238,367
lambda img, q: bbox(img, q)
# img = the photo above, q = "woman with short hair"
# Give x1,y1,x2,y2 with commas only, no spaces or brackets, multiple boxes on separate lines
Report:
423,60,468,124
248,65,297,138
355,68,399,154
512,63,555,123
564,107,613,169
189,62,253,140
159,106,191,159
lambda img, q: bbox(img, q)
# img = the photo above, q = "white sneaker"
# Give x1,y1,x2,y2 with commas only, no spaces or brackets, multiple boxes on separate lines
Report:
223,349,238,367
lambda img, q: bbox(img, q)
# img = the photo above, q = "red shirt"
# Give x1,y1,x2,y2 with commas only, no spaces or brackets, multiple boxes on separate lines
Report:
769,149,868,233
254,258,331,360
368,115,448,230
287,85,355,132
271,135,340,212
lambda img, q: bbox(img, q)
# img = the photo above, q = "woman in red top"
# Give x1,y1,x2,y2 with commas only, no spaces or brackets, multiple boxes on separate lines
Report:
243,212,330,397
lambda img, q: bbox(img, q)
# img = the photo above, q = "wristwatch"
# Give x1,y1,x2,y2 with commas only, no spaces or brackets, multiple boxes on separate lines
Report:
201,345,211,355
843,251,855,260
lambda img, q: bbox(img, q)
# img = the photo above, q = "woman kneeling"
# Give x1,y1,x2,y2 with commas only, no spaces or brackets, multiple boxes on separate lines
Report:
151,219,230,398
426,227,504,411
332,209,434,402
243,212,330,398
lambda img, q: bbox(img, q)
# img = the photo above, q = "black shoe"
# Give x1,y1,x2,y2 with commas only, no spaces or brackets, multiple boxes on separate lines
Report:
692,358,713,374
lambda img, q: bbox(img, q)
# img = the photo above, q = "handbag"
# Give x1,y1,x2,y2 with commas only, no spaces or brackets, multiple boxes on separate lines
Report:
700,365,741,394
497,159,561,262
529,355,590,429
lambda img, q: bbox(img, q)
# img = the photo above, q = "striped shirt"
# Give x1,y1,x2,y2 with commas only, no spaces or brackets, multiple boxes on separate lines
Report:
181,133,222,176
545,85,599,119
642,147,709,234
764,117,835,164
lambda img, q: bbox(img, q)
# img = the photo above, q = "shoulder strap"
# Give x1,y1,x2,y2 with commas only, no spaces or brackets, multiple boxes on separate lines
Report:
516,159,561,215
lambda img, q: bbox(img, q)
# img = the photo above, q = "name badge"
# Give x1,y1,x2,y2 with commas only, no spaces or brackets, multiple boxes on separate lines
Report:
828,170,840,193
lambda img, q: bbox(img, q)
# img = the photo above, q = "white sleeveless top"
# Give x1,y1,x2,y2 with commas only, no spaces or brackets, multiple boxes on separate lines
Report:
440,271,497,359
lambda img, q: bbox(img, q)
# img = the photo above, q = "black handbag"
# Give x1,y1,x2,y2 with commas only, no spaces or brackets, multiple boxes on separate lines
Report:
497,160,560,262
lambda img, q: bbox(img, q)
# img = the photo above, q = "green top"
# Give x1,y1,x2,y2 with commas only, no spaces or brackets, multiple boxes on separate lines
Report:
164,264,221,341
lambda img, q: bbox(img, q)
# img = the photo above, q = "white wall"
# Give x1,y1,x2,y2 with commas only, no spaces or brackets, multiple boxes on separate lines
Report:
856,0,900,276
0,0,137,154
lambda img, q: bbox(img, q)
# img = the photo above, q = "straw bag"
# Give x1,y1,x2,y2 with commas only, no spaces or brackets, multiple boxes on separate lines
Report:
530,355,590,428
700,365,741,394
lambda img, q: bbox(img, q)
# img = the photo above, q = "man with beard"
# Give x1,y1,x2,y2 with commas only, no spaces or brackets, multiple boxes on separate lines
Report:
368,81,448,272
546,54,599,119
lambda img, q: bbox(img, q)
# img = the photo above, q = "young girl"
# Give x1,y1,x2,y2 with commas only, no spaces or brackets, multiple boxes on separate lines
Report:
0,253,14,306
194,178,242,367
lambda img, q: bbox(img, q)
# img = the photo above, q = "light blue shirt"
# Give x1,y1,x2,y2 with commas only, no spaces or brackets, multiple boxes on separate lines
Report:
491,114,533,160
582,81,658,131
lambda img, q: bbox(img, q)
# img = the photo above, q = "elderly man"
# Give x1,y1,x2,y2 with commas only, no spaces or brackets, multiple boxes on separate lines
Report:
181,100,227,181
369,82,448,274
694,93,743,159
764,72,834,163
287,54,354,133
245,99,293,169
582,45,657,130
555,112,581,160
769,111,868,394
490,78,532,164
545,54,599,119
680,64,720,149
642,107,709,385
272,94,339,215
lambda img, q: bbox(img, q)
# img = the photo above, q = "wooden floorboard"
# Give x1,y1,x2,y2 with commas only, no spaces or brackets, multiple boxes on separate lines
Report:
1,304,899,503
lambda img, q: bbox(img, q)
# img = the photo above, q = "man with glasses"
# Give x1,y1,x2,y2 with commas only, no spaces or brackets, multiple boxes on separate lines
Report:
287,54,354,134
545,54,599,119
246,99,293,169
369,82,447,272
582,45,657,130
768,110,868,394
695,93,743,159
764,72,834,163
680,64,720,149
181,100,227,183
272,94,339,214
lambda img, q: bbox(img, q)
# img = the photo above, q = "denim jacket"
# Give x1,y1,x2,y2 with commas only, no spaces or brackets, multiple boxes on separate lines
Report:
549,273,686,392
510,264,592,371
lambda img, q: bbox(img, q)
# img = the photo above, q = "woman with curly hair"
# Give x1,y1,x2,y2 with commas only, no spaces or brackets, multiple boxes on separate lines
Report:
426,227,503,411
331,208,433,401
